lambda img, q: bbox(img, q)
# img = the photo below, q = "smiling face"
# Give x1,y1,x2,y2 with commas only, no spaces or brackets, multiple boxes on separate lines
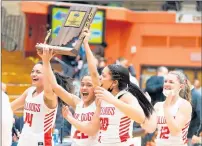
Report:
30,63,44,88
80,76,95,104
163,73,183,97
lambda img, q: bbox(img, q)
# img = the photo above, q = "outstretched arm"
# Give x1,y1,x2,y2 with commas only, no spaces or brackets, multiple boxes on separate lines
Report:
37,47,80,110
83,30,101,87
11,88,29,112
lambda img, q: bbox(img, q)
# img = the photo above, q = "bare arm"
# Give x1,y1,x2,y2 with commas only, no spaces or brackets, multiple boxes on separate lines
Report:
95,87,157,133
53,85,80,110
63,105,100,136
141,110,157,133
43,60,80,110
42,59,58,109
110,94,157,133
83,30,101,87
38,48,80,110
95,87,145,123
37,48,58,109
117,94,146,123
164,100,192,135
11,88,29,112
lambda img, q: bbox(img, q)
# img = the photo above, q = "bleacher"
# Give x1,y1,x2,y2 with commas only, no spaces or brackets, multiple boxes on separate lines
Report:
2,0,200,117
2,49,64,117
2,49,34,116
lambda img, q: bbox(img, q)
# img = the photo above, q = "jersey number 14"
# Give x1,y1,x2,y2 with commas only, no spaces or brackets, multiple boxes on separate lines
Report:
25,112,33,127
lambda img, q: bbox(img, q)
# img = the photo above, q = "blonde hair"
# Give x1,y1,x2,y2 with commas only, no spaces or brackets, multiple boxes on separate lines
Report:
169,71,191,103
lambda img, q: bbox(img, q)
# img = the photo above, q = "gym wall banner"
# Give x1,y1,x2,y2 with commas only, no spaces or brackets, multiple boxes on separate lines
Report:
51,6,105,45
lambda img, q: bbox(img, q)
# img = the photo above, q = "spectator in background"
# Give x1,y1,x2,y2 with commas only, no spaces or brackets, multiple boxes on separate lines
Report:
60,38,82,77
192,124,202,145
97,57,107,75
74,45,86,79
79,55,104,79
12,116,21,146
78,56,90,79
145,66,168,105
156,66,168,78
77,44,86,61
116,57,139,86
13,115,24,133
93,42,107,57
187,79,202,146
142,66,168,146
61,55,77,77
54,104,73,142
194,79,201,96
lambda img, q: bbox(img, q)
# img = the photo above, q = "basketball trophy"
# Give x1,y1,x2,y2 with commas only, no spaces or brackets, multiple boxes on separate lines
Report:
36,5,97,56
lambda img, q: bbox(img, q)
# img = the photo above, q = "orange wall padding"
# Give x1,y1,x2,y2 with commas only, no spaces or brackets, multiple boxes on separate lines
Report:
21,2,201,79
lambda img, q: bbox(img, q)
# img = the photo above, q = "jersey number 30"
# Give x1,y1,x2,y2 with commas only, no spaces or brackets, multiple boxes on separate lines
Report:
100,117,109,131
25,112,33,127
98,117,109,143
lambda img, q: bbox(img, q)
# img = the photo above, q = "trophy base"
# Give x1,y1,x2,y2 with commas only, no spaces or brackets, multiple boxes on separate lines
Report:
35,43,78,56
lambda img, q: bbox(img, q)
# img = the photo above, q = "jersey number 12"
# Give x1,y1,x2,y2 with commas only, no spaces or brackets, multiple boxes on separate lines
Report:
160,126,170,139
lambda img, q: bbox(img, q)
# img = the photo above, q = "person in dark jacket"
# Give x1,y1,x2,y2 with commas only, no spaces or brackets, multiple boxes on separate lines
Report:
145,66,168,106
191,123,202,145
187,80,202,146
142,66,168,146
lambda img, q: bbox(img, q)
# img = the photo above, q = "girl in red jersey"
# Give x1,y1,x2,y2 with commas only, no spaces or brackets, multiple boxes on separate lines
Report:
39,47,100,146
154,71,192,146
61,29,157,146
11,49,73,146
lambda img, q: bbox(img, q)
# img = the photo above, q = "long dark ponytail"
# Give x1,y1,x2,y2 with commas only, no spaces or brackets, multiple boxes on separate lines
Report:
108,64,154,119
128,82,154,118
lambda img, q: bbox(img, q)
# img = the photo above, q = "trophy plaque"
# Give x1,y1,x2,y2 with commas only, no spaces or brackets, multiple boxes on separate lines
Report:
36,5,97,56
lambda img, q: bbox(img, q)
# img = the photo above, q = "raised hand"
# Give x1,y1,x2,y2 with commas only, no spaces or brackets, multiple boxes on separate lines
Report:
163,91,174,109
37,45,56,62
62,105,73,119
192,135,201,144
82,28,90,44
95,97,102,108
94,86,115,104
